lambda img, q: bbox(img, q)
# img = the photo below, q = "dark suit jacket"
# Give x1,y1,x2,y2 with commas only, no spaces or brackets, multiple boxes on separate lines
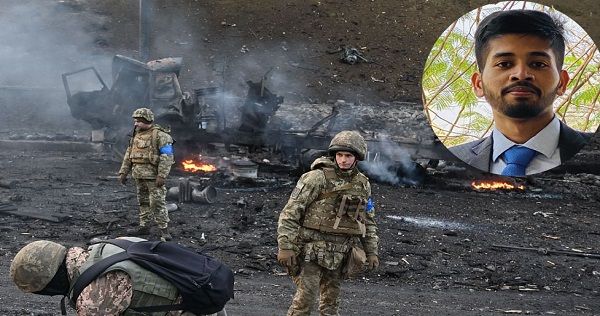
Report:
449,121,593,173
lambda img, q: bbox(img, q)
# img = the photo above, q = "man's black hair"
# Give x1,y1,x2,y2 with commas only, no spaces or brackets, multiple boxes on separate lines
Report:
474,9,565,71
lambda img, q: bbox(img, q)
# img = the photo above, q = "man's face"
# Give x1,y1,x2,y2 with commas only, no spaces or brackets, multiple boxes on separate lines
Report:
335,151,357,170
134,118,152,131
472,34,569,120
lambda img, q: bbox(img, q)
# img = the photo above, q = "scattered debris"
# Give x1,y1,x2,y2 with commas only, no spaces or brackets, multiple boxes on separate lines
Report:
235,198,248,208
0,205,70,223
492,244,600,259
533,211,554,218
371,76,384,83
167,178,217,204
166,203,179,212
0,202,17,212
340,47,368,64
0,179,17,189
230,159,258,179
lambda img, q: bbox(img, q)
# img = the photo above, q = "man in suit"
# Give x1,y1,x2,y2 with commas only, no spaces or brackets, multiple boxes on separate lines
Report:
449,9,593,176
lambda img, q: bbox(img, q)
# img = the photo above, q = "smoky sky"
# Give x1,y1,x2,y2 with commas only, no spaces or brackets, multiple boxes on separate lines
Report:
0,0,116,131
0,0,113,88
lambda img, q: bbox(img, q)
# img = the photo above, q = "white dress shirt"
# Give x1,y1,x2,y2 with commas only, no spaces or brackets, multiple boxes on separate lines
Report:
490,116,561,175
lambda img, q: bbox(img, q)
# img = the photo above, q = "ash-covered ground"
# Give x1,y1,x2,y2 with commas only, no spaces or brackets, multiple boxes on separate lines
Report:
1,1,600,315
1,140,600,315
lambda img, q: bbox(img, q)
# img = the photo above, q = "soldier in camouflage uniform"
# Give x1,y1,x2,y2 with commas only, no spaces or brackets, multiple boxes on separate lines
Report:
119,108,175,241
10,239,222,316
277,130,380,316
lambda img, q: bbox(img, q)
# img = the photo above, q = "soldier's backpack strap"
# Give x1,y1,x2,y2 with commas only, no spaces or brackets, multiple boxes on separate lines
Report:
333,195,349,229
152,126,176,156
68,244,132,311
151,127,160,157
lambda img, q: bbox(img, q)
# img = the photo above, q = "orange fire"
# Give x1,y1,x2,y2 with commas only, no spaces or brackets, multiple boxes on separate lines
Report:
471,180,525,191
181,159,217,172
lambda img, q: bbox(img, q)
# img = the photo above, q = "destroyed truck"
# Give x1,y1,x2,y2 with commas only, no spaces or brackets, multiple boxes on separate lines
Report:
62,55,456,183
62,55,285,156
63,55,190,130
62,55,194,155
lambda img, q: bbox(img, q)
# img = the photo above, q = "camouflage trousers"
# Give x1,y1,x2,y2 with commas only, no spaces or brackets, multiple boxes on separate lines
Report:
134,178,169,229
287,261,343,316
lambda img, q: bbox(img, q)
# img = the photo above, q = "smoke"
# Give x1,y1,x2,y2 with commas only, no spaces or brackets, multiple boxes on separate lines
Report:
195,89,244,131
359,135,425,186
194,39,318,136
0,0,113,132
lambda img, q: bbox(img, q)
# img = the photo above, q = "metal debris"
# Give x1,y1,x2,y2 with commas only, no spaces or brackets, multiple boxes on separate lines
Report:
167,178,217,204
340,47,368,64
492,244,600,259
0,179,17,189
0,205,70,223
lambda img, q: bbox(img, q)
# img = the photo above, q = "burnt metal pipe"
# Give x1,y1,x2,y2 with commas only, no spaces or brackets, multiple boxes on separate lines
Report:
139,0,152,62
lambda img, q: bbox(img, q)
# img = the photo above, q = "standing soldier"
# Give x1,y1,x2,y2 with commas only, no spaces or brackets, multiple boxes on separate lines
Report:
119,108,175,241
277,130,379,316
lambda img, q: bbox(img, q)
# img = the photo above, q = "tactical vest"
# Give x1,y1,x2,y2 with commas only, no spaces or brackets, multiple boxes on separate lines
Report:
129,127,160,165
70,240,179,316
302,167,369,236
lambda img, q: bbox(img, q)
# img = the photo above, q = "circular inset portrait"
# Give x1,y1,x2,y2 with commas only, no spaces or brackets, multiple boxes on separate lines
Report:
422,1,599,176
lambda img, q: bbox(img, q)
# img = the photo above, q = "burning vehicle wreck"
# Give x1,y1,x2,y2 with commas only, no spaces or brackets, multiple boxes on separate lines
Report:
63,55,456,185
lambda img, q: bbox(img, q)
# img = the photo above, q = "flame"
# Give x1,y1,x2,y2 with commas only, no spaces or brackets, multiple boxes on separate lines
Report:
181,159,217,172
471,180,525,191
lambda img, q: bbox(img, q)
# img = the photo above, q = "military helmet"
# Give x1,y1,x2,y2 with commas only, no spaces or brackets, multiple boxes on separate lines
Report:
132,107,154,122
328,130,367,161
10,240,67,293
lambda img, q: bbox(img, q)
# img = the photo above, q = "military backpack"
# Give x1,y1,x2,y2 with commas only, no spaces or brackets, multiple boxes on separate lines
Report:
70,239,234,315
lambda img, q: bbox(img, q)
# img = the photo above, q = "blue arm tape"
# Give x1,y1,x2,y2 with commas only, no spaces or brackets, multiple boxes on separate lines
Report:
365,197,374,213
159,144,174,155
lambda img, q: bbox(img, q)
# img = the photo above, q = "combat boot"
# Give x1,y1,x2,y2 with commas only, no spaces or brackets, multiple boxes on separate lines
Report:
127,224,150,236
160,228,172,242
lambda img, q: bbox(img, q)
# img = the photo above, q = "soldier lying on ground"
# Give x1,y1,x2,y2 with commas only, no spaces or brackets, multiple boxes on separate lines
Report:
10,238,225,316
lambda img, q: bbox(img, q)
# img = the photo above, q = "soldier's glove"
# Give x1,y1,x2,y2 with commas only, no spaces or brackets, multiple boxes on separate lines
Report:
155,176,165,187
277,249,296,268
119,173,127,185
367,255,379,270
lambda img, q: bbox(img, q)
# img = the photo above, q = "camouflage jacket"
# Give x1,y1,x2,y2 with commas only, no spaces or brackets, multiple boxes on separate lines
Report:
119,125,174,180
66,247,196,316
277,157,378,256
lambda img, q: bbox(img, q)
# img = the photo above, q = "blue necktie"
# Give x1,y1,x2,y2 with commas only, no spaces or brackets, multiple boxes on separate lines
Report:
501,145,537,177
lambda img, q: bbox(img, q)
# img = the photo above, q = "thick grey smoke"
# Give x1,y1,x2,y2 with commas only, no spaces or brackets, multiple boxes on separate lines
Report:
189,39,316,138
359,135,423,186
0,0,113,132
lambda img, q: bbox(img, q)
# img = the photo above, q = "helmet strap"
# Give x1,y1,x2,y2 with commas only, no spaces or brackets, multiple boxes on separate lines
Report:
33,257,70,296
334,160,358,178
60,296,67,315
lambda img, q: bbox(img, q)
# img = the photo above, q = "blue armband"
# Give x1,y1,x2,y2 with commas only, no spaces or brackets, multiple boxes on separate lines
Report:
159,144,174,155
365,197,374,213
